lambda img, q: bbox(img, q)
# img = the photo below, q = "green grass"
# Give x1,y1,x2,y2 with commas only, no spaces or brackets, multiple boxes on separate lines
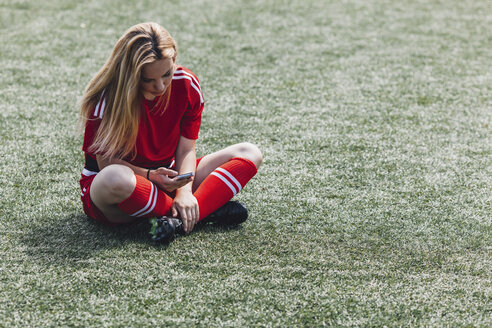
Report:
0,0,491,326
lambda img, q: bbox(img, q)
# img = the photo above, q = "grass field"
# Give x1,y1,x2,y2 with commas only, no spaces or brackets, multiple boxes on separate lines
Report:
0,0,491,326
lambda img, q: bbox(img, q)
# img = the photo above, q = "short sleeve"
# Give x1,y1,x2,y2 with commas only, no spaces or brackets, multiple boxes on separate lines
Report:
82,93,106,153
180,98,203,139
179,70,204,139
82,117,102,153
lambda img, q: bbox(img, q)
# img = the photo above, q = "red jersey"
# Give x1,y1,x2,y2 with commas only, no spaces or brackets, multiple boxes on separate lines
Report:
82,67,204,171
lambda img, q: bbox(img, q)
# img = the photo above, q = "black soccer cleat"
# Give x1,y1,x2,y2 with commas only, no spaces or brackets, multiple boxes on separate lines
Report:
149,216,183,243
204,201,248,226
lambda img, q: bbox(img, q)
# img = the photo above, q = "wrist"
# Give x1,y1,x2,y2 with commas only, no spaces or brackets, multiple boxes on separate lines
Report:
146,169,152,181
176,187,192,195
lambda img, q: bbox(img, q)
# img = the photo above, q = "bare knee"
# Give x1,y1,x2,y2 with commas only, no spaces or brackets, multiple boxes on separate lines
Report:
91,164,136,204
234,142,263,168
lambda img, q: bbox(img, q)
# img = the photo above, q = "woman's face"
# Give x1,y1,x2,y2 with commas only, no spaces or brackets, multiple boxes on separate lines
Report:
140,57,175,100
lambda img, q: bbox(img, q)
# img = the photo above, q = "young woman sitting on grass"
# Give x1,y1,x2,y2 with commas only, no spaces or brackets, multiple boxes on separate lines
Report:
78,22,262,242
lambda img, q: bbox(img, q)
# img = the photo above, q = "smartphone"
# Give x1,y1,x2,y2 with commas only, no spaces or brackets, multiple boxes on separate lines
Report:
175,172,194,180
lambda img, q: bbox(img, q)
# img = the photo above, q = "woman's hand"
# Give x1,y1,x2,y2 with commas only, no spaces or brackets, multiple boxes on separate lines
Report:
149,167,193,192
171,191,199,233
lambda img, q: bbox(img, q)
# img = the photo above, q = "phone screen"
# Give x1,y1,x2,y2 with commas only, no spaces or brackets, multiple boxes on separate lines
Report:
175,172,194,180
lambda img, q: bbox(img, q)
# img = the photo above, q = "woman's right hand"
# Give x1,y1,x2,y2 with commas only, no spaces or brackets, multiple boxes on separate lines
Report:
148,167,193,192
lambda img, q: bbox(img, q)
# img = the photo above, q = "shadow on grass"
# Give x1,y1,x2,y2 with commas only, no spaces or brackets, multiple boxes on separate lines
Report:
20,212,240,265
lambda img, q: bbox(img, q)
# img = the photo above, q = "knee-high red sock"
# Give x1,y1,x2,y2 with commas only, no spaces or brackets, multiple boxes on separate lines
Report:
117,175,173,219
194,157,258,220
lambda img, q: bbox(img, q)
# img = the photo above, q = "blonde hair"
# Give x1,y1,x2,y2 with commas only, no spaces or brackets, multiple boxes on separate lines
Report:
79,22,177,159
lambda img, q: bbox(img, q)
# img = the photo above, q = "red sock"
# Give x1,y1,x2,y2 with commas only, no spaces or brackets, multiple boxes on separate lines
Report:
117,175,173,219
194,157,258,220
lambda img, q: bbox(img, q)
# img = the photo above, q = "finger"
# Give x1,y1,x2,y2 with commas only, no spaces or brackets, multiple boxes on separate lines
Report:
190,204,197,225
181,215,189,232
187,208,194,232
188,208,196,232
170,179,191,190
180,178,193,188
191,208,196,229
171,205,178,218
195,204,200,224
180,207,191,233
157,168,178,177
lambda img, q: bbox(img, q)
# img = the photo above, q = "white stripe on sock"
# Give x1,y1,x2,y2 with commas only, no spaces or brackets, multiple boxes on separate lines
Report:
138,184,158,217
211,172,237,195
215,167,242,192
130,183,155,217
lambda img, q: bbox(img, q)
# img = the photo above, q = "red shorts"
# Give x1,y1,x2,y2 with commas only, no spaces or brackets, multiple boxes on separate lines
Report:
80,173,112,224
79,157,204,225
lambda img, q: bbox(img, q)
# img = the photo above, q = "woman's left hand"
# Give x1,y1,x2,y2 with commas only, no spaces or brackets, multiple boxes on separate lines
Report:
171,192,199,233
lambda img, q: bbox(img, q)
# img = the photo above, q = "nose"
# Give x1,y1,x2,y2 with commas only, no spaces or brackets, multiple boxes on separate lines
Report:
155,80,165,92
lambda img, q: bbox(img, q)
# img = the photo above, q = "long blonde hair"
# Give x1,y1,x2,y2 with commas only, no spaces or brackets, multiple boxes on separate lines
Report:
79,22,177,159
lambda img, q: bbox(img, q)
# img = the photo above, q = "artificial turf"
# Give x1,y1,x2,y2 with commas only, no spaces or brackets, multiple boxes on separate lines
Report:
0,0,490,326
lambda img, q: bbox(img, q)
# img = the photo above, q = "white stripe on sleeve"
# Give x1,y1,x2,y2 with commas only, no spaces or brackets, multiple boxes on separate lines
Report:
94,102,100,118
174,70,201,90
172,75,204,104
99,97,106,119
82,168,98,177
93,92,106,118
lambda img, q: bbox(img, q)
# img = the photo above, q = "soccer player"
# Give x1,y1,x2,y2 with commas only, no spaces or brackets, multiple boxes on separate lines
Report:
79,22,262,242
